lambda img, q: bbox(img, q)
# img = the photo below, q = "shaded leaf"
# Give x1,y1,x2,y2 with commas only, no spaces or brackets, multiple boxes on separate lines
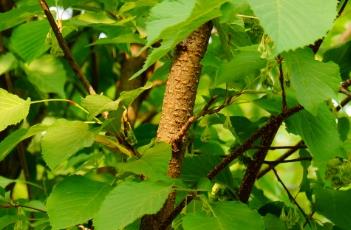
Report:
315,187,351,230
216,45,266,85
41,119,95,170
324,40,351,80
47,176,112,229
0,89,30,132
247,0,337,53
0,125,47,162
94,181,172,230
182,154,233,188
286,104,344,175
24,55,67,97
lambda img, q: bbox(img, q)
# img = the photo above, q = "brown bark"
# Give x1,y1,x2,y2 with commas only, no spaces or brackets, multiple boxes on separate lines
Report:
140,22,212,230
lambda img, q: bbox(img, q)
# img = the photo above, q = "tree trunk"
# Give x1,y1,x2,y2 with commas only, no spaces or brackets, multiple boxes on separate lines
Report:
140,22,212,229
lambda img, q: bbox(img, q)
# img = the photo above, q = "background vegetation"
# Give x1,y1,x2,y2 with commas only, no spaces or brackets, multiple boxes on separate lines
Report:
0,0,351,229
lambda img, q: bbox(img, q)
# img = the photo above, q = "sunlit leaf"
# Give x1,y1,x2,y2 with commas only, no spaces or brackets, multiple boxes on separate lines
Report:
41,119,96,170
247,0,337,53
47,176,112,229
0,89,30,132
284,48,341,115
94,181,172,230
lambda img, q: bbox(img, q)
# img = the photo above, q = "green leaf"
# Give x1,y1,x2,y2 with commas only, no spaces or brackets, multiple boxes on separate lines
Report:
284,48,341,115
94,34,145,45
132,0,226,79
118,82,153,106
182,154,233,188
81,94,120,118
0,2,40,32
9,20,50,61
247,0,337,53
47,176,112,229
286,104,344,175
324,40,351,80
0,89,30,132
0,215,17,229
41,119,95,170
94,181,172,230
182,201,264,230
0,53,17,75
216,45,266,85
24,55,67,97
117,142,171,179
314,187,351,230
0,125,47,162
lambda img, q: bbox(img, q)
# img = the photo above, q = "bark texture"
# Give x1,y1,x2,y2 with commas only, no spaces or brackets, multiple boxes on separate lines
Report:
140,22,212,230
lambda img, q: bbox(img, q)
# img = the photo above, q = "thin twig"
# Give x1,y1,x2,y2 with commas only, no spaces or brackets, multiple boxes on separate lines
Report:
0,203,46,213
264,157,312,164
338,0,349,17
257,140,304,179
207,105,303,180
272,168,310,226
172,94,236,144
39,0,96,95
277,56,287,112
251,144,306,150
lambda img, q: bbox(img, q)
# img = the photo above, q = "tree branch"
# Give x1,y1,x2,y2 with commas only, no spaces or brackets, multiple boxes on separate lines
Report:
0,203,46,213
257,140,304,179
264,157,312,164
39,0,96,95
207,105,303,180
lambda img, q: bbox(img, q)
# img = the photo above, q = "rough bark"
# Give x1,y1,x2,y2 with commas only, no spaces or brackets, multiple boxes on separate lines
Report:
140,22,212,230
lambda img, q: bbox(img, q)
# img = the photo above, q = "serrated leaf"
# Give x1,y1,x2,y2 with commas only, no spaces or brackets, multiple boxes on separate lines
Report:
182,201,264,230
117,142,171,179
81,95,120,118
0,125,47,162
286,104,344,176
41,119,95,170
9,20,50,61
24,55,67,97
47,176,112,229
0,53,17,75
247,0,337,53
284,48,341,115
216,45,266,85
314,187,351,230
0,89,30,132
132,0,226,79
94,181,172,230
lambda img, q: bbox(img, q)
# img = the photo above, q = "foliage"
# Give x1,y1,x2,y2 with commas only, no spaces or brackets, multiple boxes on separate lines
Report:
0,0,351,229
